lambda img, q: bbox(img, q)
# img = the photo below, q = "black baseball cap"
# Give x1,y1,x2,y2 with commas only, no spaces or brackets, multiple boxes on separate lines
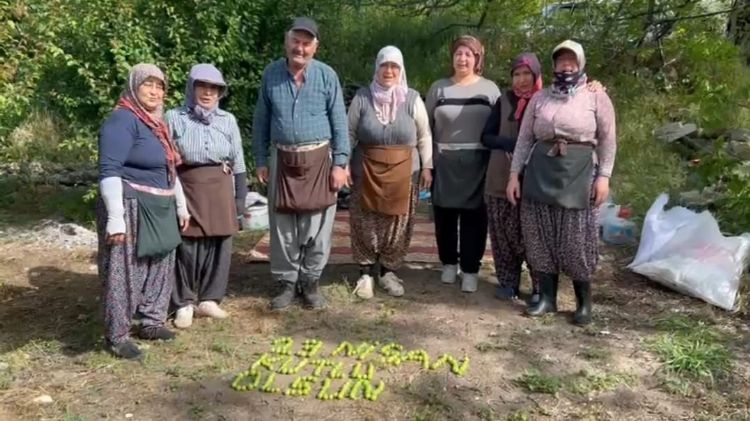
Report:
289,17,319,39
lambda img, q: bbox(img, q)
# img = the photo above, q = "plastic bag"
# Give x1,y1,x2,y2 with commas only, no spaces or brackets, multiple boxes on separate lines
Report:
242,192,269,231
628,193,750,311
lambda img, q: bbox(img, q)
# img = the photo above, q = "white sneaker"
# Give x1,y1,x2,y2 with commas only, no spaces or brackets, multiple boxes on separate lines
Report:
196,301,229,319
174,305,194,329
379,272,404,297
441,264,459,284
353,274,374,300
461,273,479,293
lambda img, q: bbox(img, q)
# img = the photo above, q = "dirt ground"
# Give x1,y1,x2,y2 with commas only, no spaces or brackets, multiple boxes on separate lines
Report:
0,230,749,421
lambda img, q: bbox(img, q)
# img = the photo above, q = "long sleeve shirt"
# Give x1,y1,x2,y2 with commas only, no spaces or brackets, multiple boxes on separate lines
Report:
166,106,246,174
510,88,617,177
425,77,501,145
347,88,433,172
251,58,349,168
98,108,170,189
481,90,519,153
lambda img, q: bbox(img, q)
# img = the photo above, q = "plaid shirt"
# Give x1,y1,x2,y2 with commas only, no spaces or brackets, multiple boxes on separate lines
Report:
252,58,349,167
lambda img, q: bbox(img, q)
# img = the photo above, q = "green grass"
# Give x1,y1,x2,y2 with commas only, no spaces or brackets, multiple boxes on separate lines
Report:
648,314,733,386
513,370,563,395
567,370,637,395
0,177,95,230
506,411,531,421
612,94,688,218
579,347,611,361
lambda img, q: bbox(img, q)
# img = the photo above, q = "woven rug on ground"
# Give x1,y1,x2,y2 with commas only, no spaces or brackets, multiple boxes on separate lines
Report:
247,211,493,264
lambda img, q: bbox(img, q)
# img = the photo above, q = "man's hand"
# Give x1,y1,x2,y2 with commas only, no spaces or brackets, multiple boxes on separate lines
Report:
330,166,349,191
256,167,269,184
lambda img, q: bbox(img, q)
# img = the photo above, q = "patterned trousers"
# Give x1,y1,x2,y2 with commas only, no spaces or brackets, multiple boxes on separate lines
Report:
96,198,175,345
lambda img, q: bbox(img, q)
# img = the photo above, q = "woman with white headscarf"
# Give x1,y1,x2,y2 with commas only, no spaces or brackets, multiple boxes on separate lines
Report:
507,40,616,325
165,64,247,328
347,46,433,299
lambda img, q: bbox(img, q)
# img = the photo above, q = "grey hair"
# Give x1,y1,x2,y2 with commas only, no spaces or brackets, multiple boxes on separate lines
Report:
286,30,319,44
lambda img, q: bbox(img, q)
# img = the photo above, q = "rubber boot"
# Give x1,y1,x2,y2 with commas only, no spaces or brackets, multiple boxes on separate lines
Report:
301,279,326,310
573,280,592,325
270,282,296,310
526,272,558,316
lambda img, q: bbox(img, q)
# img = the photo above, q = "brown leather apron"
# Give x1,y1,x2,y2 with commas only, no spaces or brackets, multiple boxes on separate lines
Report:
178,165,238,237
275,143,337,213
360,145,413,216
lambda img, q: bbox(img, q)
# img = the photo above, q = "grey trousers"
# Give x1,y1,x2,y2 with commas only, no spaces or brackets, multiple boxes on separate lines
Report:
173,236,233,307
268,147,337,285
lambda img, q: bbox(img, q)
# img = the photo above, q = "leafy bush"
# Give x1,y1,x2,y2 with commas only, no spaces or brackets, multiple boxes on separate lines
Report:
1,0,748,231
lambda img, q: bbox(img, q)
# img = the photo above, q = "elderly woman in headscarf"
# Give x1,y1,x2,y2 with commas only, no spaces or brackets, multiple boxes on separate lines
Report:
483,53,604,303
482,52,543,303
348,46,433,299
507,40,616,325
97,63,190,359
165,64,247,329
426,35,501,293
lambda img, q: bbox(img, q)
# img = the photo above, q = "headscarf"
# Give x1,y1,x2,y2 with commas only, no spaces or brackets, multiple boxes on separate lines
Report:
510,52,543,121
550,40,587,98
369,46,408,125
115,63,182,182
184,63,227,125
451,35,485,76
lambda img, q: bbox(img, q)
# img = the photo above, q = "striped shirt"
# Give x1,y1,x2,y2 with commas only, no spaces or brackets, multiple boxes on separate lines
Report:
165,106,246,174
251,58,349,168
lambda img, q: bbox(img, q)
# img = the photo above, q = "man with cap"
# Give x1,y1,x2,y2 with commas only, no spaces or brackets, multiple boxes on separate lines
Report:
252,17,349,310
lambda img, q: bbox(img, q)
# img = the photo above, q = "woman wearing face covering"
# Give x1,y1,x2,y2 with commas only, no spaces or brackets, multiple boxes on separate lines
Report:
481,53,543,303
507,40,616,325
165,64,247,329
97,63,190,359
347,46,433,299
426,35,501,293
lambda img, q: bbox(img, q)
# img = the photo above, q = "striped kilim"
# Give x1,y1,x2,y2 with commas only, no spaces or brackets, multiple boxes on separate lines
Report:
247,211,493,264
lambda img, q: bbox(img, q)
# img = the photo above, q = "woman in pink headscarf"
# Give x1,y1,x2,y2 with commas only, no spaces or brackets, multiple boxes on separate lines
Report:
347,46,433,299
482,52,544,303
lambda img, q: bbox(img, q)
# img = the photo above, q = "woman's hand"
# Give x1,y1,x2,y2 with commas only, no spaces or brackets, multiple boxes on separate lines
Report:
106,233,125,245
179,215,191,232
587,80,606,93
593,176,610,207
506,173,521,206
419,169,433,191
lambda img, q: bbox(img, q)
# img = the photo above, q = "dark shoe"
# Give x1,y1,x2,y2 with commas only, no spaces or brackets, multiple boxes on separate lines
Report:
109,340,143,360
526,272,558,317
138,325,176,341
301,279,326,310
270,282,297,310
573,280,592,325
494,285,518,300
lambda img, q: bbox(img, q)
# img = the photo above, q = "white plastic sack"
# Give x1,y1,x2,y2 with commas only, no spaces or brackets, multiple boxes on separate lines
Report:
628,193,750,311
242,192,269,231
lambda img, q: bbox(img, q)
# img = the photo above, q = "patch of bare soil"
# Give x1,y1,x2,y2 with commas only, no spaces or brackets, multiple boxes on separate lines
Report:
0,233,748,421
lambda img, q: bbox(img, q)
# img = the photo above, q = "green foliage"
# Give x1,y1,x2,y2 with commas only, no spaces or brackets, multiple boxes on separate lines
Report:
513,369,562,395
0,0,748,231
648,314,734,385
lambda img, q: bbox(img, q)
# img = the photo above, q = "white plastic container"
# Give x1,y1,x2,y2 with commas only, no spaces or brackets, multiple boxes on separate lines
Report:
242,192,270,231
602,207,637,245
242,205,269,231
